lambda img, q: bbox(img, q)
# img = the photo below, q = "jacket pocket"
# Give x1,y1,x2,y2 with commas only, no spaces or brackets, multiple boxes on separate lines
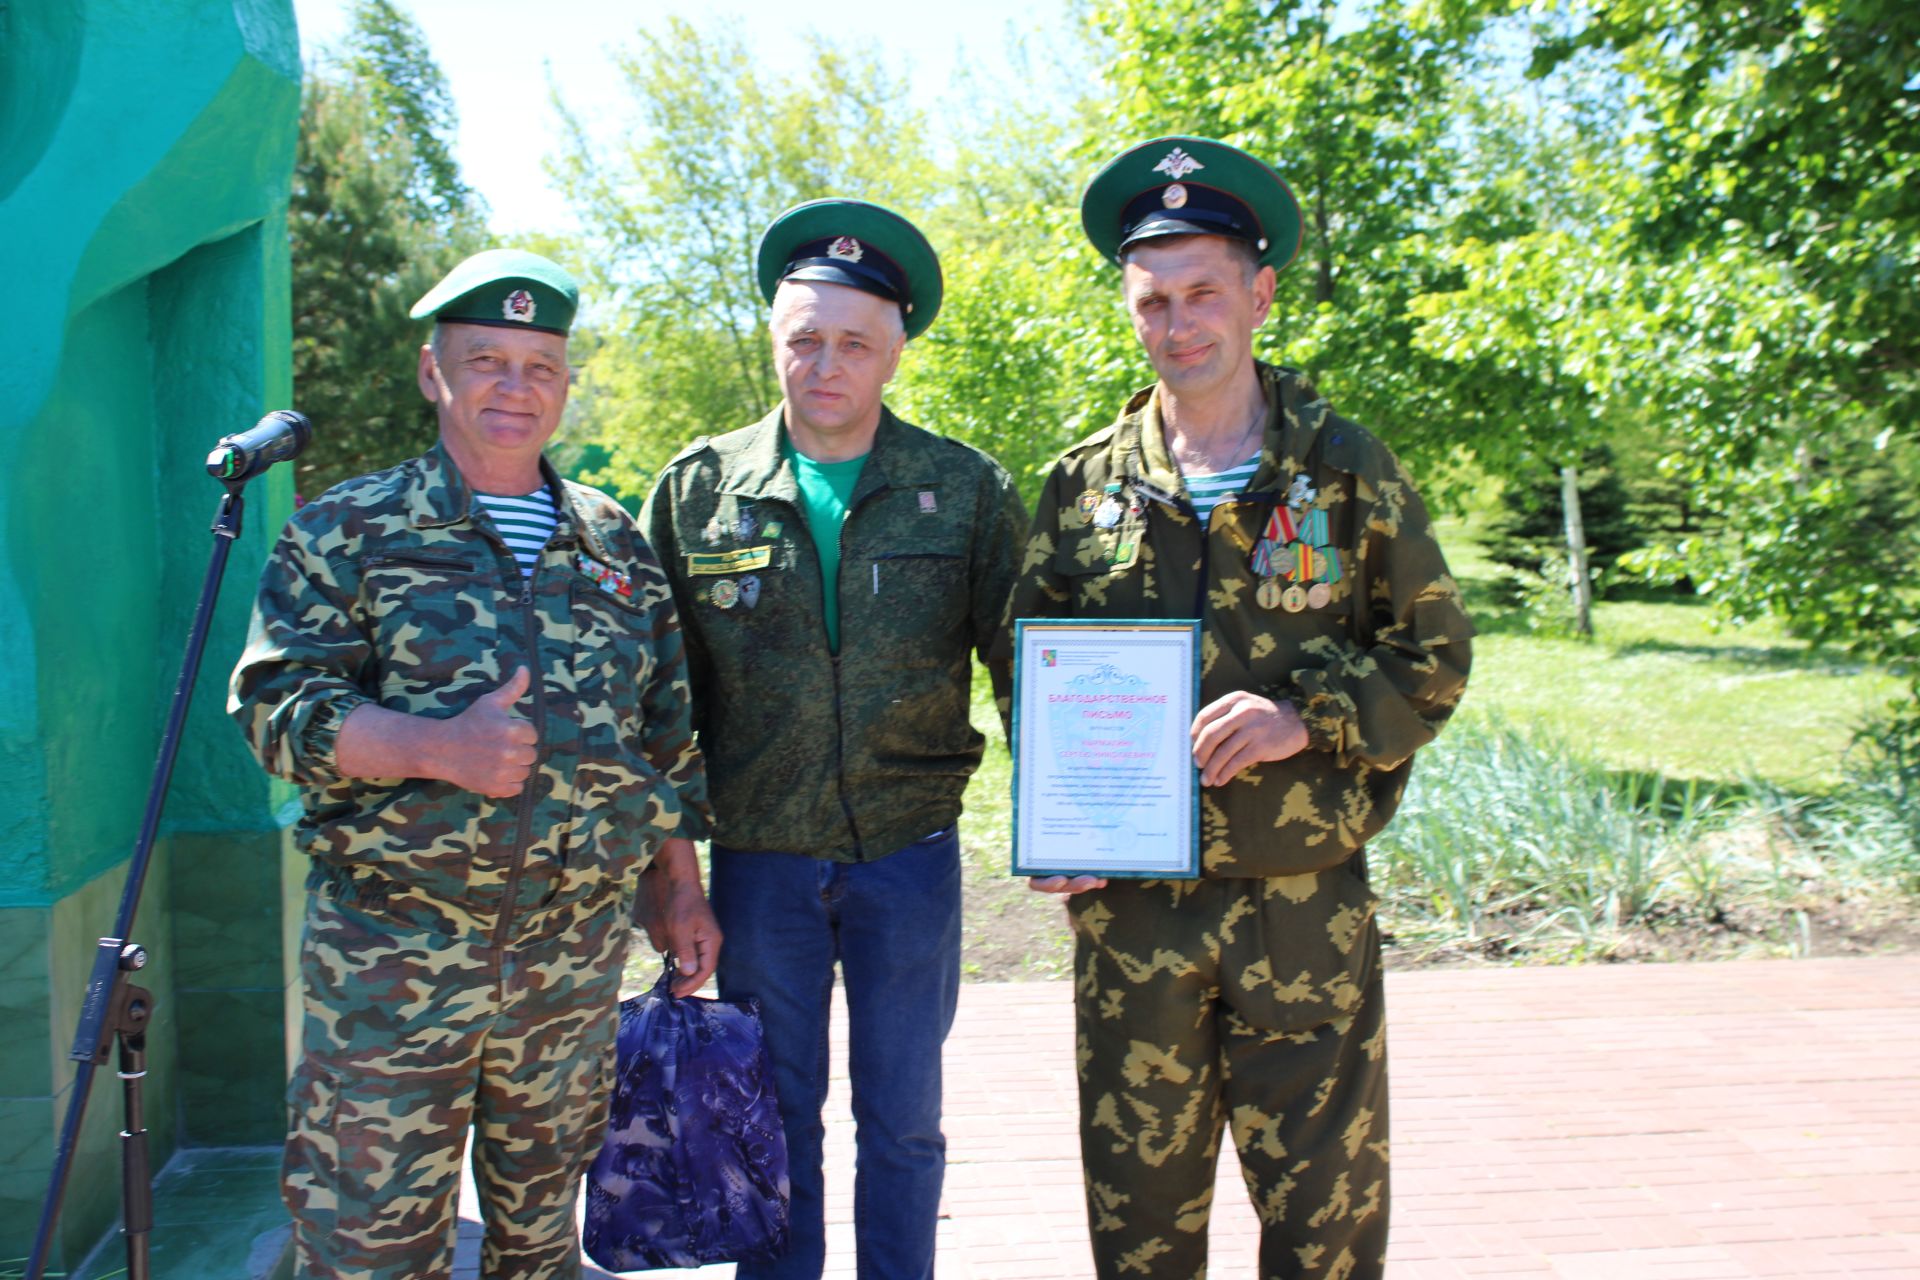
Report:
1051,525,1147,616
360,552,494,700
864,545,969,639
571,575,653,736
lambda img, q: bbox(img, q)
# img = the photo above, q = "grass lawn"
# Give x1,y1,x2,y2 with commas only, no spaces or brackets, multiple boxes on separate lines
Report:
1436,517,1901,790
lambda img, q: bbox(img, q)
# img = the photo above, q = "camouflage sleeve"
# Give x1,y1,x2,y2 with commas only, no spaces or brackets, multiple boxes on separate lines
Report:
992,461,1075,739
227,516,376,785
971,461,1029,743
630,535,713,842
1284,457,1473,770
639,471,712,737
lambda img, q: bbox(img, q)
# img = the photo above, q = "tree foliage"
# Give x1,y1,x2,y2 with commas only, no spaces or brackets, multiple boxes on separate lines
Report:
537,3,1916,704
1427,1,1920,686
550,19,938,501
289,0,484,496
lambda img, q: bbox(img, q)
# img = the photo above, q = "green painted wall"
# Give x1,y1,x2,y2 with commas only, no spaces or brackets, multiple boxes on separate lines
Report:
0,0,301,1265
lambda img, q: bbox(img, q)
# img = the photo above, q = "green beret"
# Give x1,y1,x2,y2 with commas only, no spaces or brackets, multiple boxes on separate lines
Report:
409,248,579,336
1080,136,1303,272
756,199,944,340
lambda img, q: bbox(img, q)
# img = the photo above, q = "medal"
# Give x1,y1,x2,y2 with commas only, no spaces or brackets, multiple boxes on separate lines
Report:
1306,582,1331,610
1249,540,1275,577
702,516,724,545
1287,473,1317,510
1282,584,1309,613
735,510,757,541
1094,497,1124,529
1301,508,1330,545
1257,578,1283,610
576,553,633,598
1273,544,1296,577
1076,489,1101,523
738,574,761,609
710,578,740,609
763,520,784,539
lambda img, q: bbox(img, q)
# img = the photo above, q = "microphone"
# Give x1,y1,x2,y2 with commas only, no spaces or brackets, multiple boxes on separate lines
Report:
205,410,312,482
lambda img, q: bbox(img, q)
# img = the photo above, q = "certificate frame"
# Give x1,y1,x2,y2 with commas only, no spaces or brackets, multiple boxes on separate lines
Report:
1010,618,1201,879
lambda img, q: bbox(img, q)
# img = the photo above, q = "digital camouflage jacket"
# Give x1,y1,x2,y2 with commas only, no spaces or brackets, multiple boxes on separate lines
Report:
230,443,710,943
642,407,1026,862
1004,363,1472,878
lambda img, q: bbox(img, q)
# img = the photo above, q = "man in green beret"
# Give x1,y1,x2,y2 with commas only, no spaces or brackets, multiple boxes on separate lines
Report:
642,200,1027,1279
1005,138,1474,1278
230,248,718,1279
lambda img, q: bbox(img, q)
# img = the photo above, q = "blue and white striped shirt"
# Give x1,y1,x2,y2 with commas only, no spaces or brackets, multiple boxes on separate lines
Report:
1184,454,1262,526
474,488,558,578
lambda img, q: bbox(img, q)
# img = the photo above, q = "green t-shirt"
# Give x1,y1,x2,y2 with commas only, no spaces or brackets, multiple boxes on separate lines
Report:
783,435,869,652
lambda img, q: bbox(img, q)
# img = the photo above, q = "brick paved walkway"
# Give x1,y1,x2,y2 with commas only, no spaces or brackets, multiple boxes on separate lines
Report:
459,955,1920,1278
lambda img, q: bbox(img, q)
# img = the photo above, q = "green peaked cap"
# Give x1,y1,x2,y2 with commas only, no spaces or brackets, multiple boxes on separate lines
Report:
756,199,944,340
409,248,580,336
1080,136,1303,272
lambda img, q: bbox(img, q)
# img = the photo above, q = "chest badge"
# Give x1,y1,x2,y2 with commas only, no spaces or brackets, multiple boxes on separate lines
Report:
576,552,634,599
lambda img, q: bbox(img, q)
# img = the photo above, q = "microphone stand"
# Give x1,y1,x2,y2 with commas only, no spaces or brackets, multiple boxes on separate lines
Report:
25,475,253,1280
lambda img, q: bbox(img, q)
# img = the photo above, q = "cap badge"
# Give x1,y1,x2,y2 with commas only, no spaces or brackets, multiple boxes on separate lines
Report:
502,289,536,324
828,236,864,262
1162,182,1189,209
1153,147,1204,181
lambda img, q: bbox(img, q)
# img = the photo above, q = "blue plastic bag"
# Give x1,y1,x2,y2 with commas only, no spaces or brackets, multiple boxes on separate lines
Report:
583,959,790,1270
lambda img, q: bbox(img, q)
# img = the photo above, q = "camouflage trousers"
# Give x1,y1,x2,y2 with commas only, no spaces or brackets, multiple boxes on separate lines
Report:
283,888,628,1280
1068,867,1389,1279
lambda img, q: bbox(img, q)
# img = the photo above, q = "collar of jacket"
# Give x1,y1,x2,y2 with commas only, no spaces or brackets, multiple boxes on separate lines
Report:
716,403,943,506
1116,362,1334,504
401,441,615,561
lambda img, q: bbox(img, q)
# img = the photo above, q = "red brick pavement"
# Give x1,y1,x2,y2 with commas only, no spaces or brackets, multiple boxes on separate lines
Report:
465,955,1920,1278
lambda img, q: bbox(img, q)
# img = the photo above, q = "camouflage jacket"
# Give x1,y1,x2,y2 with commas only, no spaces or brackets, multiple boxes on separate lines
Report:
642,406,1026,861
229,443,710,943
1004,363,1472,878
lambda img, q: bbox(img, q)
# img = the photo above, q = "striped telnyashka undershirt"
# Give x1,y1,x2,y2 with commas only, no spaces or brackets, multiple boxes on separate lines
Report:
474,489,558,578
1184,454,1262,525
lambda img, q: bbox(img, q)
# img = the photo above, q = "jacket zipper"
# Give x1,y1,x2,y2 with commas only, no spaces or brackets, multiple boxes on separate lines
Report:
491,544,550,950
826,498,867,860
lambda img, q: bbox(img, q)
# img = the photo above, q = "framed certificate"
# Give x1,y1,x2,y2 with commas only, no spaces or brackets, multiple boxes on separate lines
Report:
1011,618,1201,879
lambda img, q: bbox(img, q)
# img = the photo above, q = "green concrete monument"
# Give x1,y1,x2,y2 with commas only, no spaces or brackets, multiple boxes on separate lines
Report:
0,0,301,1267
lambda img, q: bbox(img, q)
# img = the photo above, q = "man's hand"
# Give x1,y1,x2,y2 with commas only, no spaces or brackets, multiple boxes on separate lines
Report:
435,667,539,797
1028,875,1107,896
1190,690,1308,787
638,837,722,997
334,666,539,796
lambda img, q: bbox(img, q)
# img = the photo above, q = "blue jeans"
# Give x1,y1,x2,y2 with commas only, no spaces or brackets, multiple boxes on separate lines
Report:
710,826,962,1280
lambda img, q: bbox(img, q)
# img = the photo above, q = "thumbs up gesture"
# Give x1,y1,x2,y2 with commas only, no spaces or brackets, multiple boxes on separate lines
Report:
440,666,539,797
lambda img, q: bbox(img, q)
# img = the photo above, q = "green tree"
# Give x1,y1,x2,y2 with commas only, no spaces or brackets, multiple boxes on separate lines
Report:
1524,1,1920,689
1085,0,1493,478
290,0,485,495
550,19,938,499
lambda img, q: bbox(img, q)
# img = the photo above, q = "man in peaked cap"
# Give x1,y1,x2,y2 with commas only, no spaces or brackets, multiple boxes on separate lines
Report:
641,201,1026,1279
1004,138,1473,1277
230,248,719,1279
